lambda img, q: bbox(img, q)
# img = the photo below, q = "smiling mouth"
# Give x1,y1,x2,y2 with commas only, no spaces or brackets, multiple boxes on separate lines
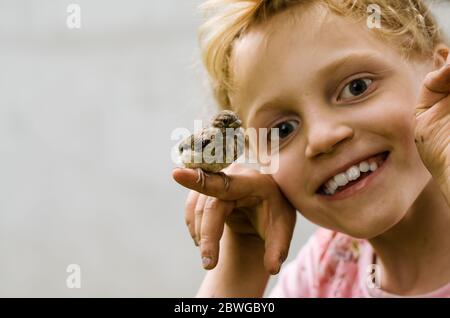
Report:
317,151,390,197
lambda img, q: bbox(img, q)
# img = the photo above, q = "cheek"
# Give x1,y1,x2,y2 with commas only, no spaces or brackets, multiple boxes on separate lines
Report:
366,91,417,152
273,149,304,189
272,151,307,203
373,78,420,141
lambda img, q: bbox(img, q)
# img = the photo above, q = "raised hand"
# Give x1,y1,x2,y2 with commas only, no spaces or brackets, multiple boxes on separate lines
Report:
414,51,450,203
172,163,297,275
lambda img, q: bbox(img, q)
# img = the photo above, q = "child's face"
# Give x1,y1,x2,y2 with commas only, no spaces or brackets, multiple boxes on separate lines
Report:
229,4,434,238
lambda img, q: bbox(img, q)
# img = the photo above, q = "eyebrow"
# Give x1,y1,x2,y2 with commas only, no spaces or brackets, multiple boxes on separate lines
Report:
317,51,381,78
248,51,384,119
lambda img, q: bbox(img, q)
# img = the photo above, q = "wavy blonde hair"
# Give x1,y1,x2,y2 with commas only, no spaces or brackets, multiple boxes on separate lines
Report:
198,0,446,110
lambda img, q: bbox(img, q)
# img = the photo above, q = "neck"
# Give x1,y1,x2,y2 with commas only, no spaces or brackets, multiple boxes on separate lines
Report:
369,178,450,295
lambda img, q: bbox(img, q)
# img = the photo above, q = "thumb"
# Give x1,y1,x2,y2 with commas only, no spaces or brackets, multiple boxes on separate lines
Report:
172,167,270,201
415,63,450,117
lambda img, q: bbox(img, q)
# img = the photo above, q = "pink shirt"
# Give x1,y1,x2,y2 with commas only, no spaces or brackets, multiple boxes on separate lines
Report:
268,228,450,298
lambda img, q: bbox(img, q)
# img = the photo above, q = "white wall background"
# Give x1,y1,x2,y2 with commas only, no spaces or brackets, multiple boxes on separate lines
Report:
0,0,448,297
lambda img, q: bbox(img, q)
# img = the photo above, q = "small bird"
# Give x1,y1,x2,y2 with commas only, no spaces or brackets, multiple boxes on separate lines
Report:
178,110,245,191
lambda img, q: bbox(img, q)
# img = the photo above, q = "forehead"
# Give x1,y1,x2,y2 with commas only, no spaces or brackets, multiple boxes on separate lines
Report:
229,3,402,116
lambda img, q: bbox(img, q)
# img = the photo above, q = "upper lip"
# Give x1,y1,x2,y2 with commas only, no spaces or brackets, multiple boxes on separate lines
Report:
314,150,389,194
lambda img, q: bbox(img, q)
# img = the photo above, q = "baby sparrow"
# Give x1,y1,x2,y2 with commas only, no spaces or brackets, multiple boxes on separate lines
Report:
178,110,245,191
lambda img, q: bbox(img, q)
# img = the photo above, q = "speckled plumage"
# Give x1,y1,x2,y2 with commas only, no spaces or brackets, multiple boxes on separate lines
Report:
178,110,245,190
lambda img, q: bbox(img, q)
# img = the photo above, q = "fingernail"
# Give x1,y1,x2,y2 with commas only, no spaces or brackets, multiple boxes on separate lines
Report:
202,257,212,268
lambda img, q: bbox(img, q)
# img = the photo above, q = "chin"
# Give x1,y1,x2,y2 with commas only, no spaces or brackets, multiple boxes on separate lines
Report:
331,209,407,240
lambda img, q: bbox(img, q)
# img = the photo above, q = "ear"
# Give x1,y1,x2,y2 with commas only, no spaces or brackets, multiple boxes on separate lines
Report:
433,43,449,69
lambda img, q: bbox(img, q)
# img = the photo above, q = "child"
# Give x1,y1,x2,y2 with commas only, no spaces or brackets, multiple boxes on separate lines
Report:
173,0,450,297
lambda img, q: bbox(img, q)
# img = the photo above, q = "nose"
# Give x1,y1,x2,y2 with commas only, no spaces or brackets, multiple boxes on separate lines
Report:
304,115,354,158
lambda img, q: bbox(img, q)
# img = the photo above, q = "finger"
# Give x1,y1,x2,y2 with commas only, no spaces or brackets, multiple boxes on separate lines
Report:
235,196,263,208
173,167,269,201
194,194,208,245
185,191,200,246
263,199,297,275
425,63,450,94
416,64,450,117
200,197,235,270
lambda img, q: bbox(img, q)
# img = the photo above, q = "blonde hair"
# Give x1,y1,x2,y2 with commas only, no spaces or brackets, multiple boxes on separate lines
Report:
198,0,446,110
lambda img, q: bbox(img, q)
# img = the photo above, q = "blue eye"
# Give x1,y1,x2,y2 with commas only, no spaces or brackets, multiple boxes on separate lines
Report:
339,78,373,100
272,120,299,139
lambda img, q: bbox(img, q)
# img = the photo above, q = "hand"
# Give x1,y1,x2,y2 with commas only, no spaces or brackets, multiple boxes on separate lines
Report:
415,54,450,189
172,163,297,275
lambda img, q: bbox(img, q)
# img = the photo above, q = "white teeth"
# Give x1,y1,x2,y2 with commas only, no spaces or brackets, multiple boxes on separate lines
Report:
370,162,378,172
334,173,349,187
359,161,370,173
346,166,361,181
322,157,383,195
327,179,338,191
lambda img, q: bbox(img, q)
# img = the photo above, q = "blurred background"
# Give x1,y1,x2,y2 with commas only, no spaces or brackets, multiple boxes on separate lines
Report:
0,0,449,297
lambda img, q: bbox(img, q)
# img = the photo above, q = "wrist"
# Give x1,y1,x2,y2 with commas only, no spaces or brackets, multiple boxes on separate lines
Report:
196,227,270,297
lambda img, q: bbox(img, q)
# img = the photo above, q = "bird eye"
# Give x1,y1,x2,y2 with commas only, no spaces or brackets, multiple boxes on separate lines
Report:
179,143,190,154
338,78,373,101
